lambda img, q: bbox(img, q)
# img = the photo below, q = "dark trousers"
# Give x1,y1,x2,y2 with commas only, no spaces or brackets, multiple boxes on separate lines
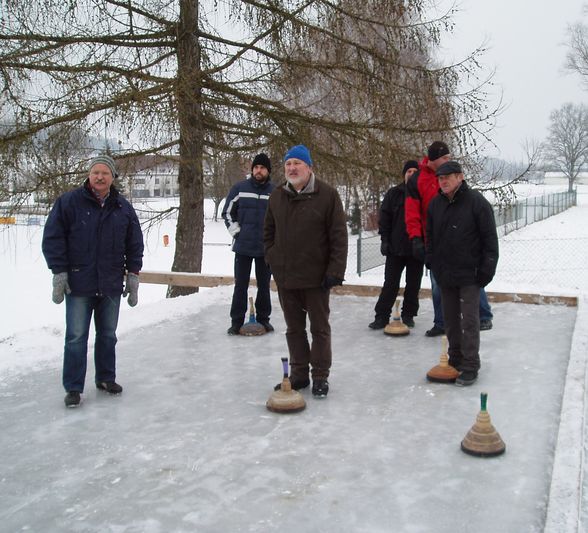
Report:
431,271,492,328
277,286,331,381
440,284,481,373
230,253,271,326
374,254,424,320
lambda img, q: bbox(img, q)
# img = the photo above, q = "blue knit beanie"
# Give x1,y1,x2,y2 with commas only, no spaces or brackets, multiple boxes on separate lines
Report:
284,144,313,166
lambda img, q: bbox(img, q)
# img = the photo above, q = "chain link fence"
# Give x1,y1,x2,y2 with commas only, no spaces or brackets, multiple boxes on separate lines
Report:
355,190,582,292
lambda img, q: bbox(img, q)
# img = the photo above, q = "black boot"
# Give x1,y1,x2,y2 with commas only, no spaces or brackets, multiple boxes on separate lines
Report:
368,317,388,330
312,379,329,398
64,391,81,407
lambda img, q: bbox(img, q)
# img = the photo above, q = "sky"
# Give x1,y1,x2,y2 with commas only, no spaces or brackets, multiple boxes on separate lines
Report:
436,0,586,162
1,189,588,531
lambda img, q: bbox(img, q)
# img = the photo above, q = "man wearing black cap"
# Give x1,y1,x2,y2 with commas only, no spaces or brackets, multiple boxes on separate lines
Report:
425,161,499,386
369,160,424,329
405,141,494,336
42,155,144,407
222,153,275,335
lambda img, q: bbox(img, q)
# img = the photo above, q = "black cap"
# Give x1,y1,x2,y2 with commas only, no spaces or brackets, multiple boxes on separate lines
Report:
436,160,463,176
402,160,419,176
427,141,450,161
252,153,271,173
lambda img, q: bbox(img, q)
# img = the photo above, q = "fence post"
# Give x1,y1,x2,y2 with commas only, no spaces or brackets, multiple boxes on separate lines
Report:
524,198,528,227
356,233,362,277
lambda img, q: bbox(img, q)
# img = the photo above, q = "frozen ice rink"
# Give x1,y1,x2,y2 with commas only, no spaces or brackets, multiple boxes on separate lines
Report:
0,292,578,532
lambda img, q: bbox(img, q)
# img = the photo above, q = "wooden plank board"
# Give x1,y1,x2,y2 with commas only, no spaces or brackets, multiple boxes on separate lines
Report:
138,270,578,307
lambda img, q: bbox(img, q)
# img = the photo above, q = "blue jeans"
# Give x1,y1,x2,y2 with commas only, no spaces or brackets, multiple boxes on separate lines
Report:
431,272,493,329
63,294,121,392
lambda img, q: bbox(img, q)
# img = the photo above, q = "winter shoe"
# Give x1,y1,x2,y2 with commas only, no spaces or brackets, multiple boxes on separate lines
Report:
258,320,274,332
227,324,241,335
401,315,415,328
96,381,123,394
64,391,81,407
480,319,493,331
425,325,445,337
312,379,329,398
455,371,478,387
274,377,310,391
368,317,388,330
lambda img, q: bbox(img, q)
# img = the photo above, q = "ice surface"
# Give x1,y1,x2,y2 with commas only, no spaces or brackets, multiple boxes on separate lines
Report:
2,185,588,531
0,293,576,532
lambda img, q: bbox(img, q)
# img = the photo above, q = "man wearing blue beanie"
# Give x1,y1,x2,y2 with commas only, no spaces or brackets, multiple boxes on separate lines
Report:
264,144,348,398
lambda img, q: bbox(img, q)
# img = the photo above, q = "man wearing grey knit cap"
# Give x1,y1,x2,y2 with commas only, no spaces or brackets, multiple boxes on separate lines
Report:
42,154,144,408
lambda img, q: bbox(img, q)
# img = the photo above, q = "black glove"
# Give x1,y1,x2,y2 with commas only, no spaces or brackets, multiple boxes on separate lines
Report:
321,275,344,291
380,241,389,257
411,237,425,263
476,271,493,288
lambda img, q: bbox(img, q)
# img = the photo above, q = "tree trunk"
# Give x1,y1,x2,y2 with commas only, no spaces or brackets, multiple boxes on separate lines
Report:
167,0,205,298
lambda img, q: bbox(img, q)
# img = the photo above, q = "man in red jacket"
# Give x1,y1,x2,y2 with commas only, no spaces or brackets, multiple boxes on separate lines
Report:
405,141,451,336
405,141,451,261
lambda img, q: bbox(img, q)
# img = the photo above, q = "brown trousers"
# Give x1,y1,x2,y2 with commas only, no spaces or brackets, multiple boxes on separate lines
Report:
440,284,481,373
277,286,332,381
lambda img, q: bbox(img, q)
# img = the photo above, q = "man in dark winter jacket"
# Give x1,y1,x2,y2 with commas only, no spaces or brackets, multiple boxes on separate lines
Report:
369,160,424,330
42,155,144,407
264,145,348,398
425,161,499,386
405,141,494,337
222,153,275,335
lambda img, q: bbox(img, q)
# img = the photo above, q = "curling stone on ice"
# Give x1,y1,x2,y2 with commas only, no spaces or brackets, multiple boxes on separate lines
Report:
239,296,266,336
461,392,506,457
266,357,306,413
426,335,460,383
384,300,410,336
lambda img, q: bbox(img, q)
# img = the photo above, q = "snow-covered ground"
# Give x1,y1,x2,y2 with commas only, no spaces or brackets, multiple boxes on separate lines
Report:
1,183,587,531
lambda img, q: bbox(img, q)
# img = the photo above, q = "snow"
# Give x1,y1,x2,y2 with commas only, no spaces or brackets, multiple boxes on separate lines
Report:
1,184,587,531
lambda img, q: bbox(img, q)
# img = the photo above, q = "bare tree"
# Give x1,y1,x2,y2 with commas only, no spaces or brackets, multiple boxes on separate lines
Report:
546,103,588,192
205,151,247,221
0,0,498,295
566,5,588,89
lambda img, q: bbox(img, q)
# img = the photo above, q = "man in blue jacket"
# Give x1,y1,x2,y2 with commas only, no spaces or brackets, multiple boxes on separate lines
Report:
222,153,275,335
42,155,144,407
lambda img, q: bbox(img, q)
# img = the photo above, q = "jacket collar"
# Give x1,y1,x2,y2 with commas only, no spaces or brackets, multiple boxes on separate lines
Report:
438,180,469,202
283,172,316,196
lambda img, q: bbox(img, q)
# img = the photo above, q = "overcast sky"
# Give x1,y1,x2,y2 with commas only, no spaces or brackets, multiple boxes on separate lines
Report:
437,0,586,162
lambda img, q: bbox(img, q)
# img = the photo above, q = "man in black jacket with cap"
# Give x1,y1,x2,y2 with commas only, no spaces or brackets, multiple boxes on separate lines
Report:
425,161,498,386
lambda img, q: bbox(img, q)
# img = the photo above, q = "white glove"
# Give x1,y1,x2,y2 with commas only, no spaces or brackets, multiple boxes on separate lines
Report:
228,222,240,238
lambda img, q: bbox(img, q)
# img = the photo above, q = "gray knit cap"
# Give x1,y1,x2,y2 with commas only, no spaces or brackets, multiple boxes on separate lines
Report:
89,155,117,178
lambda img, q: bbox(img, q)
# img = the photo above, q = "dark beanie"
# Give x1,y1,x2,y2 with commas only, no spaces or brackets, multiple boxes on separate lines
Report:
252,153,271,173
427,141,450,161
402,160,419,176
436,160,463,176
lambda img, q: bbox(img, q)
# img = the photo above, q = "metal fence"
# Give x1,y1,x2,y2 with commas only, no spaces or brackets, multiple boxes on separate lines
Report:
356,189,577,276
